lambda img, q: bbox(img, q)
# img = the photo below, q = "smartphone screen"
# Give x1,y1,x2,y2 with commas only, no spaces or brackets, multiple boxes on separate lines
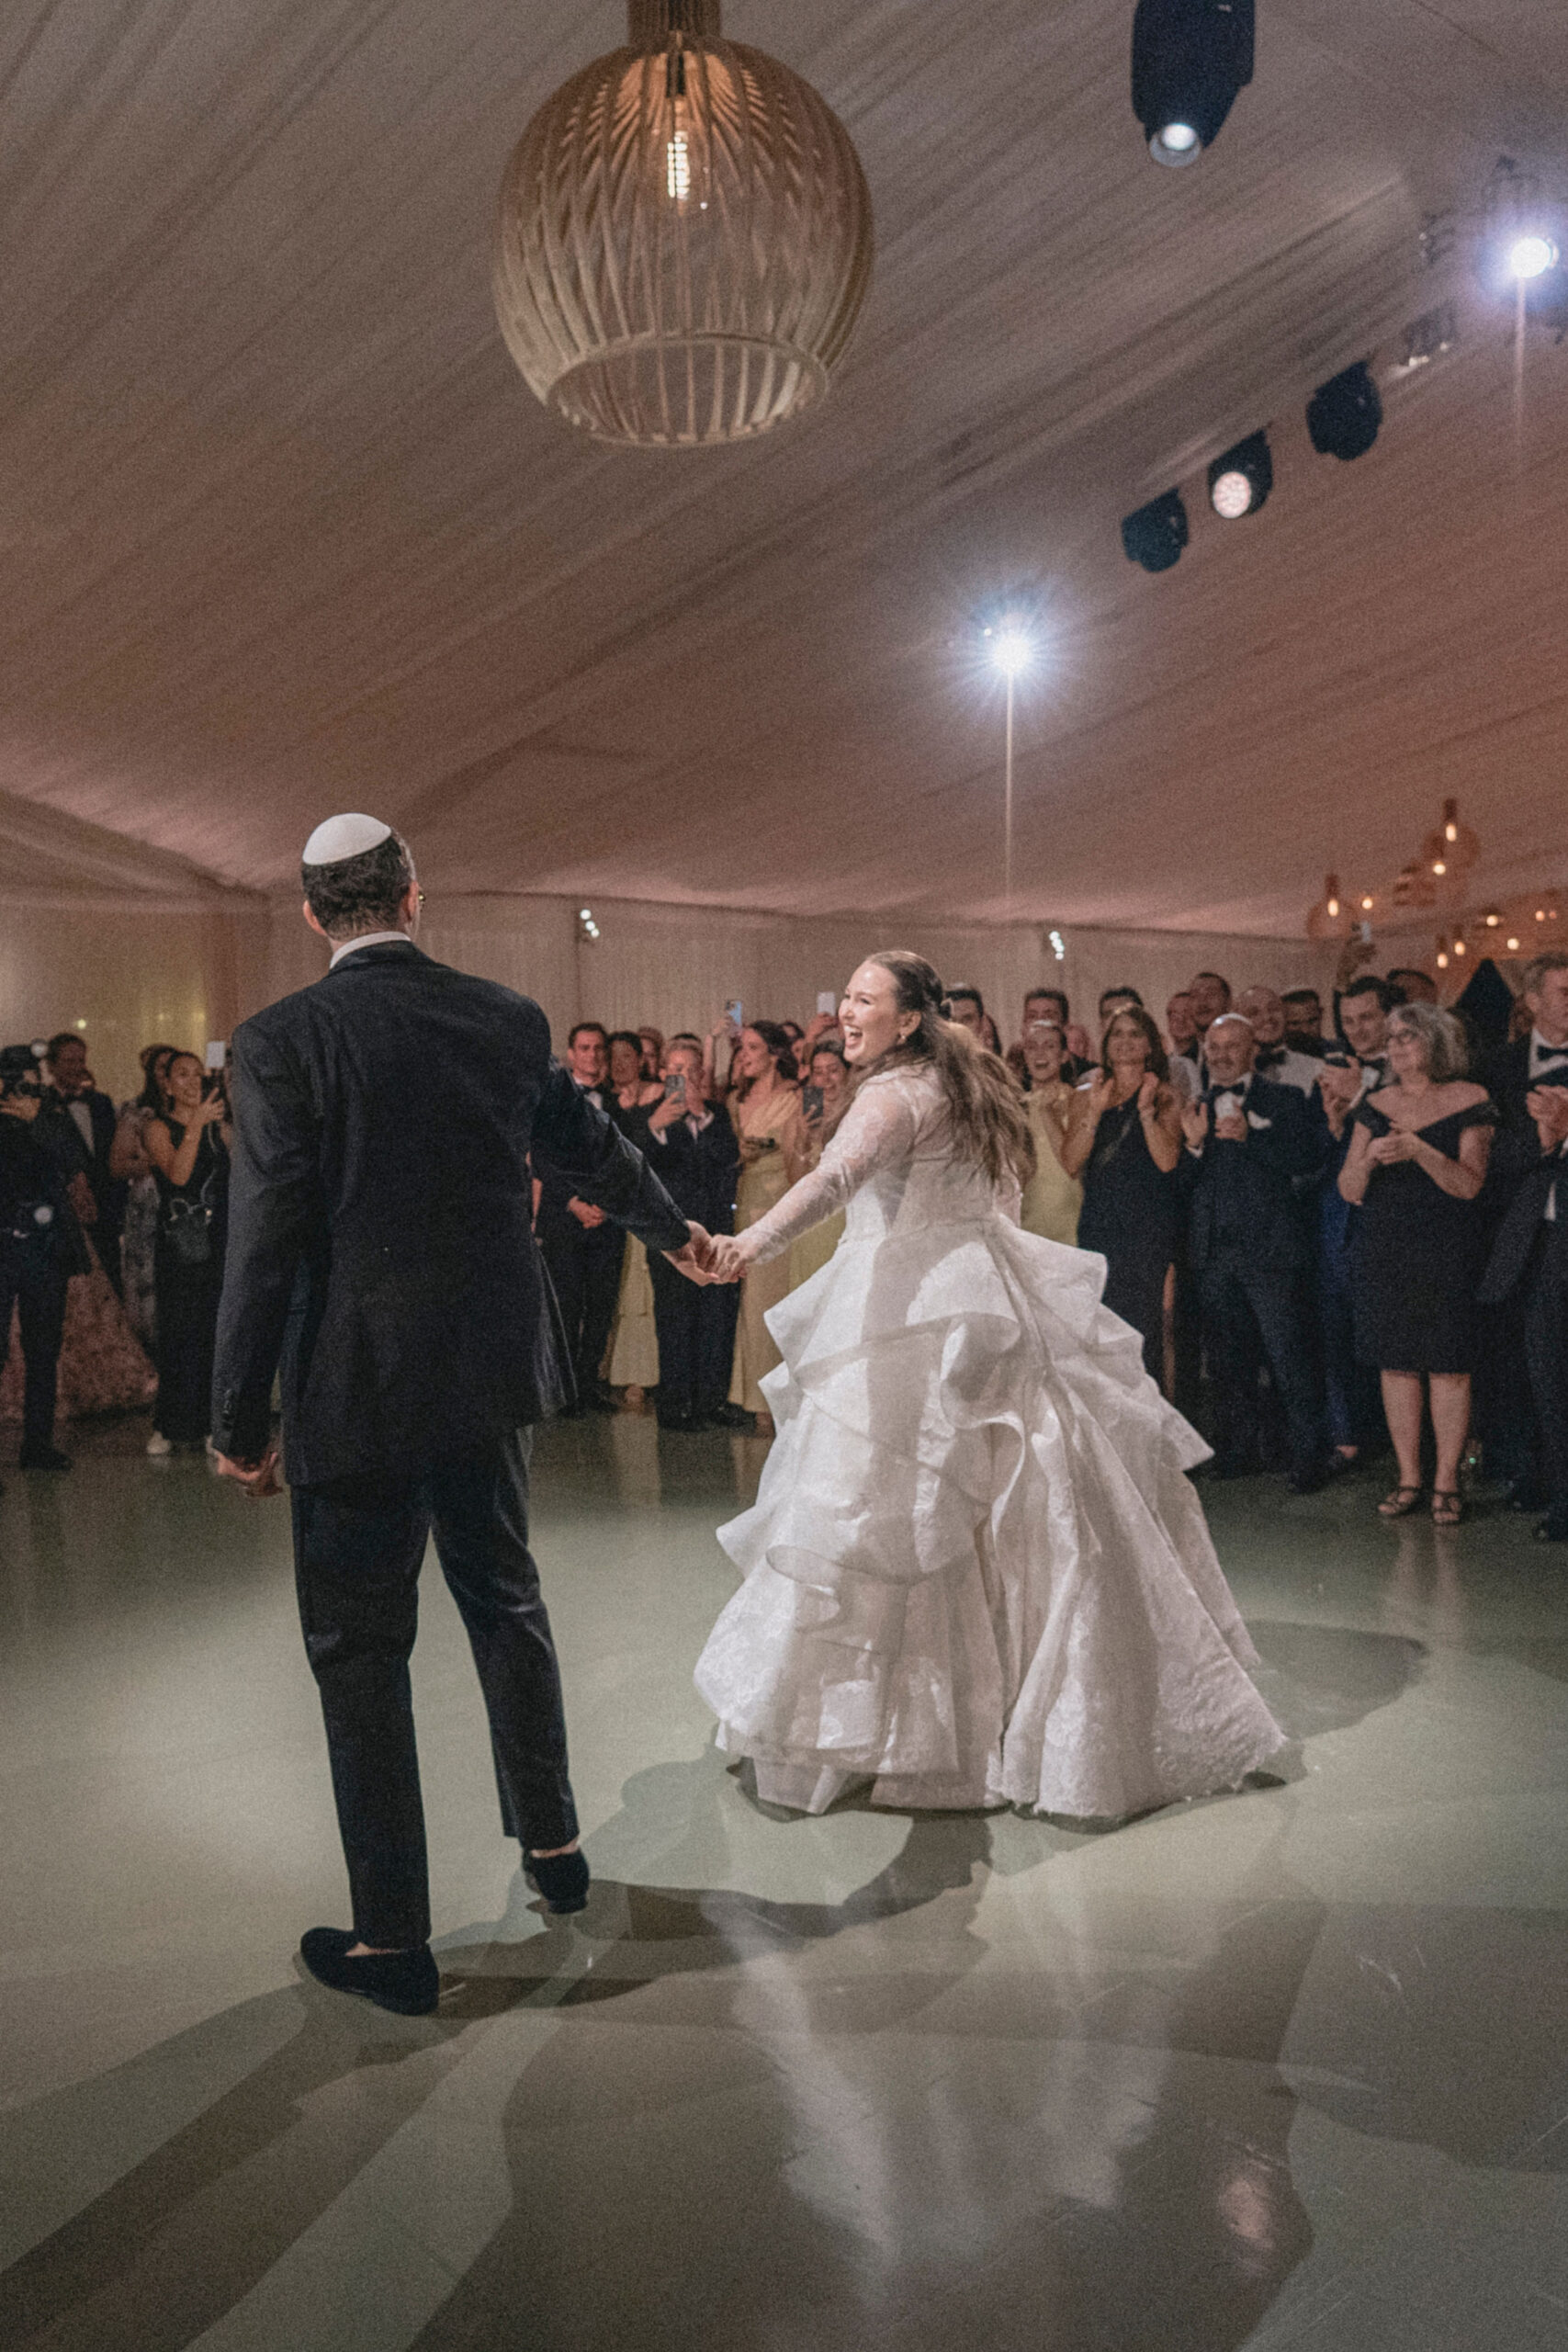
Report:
816,991,837,1017
803,1085,824,1121
664,1072,686,1102
725,999,743,1030
204,1040,227,1071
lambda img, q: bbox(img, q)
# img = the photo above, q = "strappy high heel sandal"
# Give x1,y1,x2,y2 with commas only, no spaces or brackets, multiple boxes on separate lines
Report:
1378,1484,1424,1518
1431,1488,1465,1527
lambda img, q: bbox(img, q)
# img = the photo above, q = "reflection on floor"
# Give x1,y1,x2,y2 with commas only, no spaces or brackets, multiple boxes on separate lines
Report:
1,1414,1565,2351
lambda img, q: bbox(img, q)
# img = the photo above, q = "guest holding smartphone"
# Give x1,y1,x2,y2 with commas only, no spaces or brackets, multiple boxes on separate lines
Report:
144,1051,231,1456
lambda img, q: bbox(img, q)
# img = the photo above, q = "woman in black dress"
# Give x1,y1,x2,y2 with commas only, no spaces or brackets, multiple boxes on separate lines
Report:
1339,1004,1495,1525
144,1051,230,1454
1061,1006,1183,1387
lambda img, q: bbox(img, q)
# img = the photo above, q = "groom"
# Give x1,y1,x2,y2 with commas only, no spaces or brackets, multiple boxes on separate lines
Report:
211,815,710,2014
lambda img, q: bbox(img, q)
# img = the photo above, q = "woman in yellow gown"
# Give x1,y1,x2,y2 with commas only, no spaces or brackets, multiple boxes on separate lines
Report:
602,1032,666,1400
725,1023,807,1432
1017,1012,1082,1244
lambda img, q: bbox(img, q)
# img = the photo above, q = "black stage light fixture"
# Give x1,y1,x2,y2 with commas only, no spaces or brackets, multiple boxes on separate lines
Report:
1207,430,1271,519
1122,489,1190,573
1132,0,1255,167
1306,360,1382,460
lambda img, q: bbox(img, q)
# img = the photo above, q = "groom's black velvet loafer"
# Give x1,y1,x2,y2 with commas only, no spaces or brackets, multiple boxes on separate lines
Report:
524,1850,591,1914
299,1927,440,2015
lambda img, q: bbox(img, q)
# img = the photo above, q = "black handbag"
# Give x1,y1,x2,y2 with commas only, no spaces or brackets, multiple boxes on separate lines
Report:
164,1195,214,1266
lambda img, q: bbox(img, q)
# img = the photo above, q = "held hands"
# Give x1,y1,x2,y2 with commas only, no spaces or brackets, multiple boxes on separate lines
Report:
1527,1085,1568,1153
567,1196,607,1228
214,1445,285,1499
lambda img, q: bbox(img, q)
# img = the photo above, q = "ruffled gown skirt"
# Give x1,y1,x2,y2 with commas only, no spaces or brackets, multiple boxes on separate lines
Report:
694,1219,1284,1819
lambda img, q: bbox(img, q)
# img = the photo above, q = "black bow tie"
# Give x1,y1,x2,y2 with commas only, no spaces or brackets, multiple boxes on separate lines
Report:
1205,1080,1249,1104
1255,1047,1285,1069
1533,1049,1568,1071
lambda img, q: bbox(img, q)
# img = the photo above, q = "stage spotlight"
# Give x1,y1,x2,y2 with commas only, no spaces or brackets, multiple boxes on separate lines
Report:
1132,0,1255,168
985,622,1033,678
1306,360,1382,461
1508,233,1559,281
1121,489,1190,573
1207,430,1271,519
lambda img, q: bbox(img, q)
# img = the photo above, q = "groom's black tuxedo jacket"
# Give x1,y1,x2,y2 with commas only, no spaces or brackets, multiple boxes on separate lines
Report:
211,941,690,1486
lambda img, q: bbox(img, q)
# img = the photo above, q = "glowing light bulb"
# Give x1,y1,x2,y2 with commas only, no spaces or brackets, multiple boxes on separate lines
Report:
1445,820,1458,842
1437,952,1449,969
667,130,691,201
1454,940,1467,956
1150,121,1201,167
1507,936,1521,951
1360,896,1374,910
1508,232,1558,281
1326,898,1339,919
985,623,1032,679
1537,910,1548,922
1432,860,1446,876
1485,912,1500,927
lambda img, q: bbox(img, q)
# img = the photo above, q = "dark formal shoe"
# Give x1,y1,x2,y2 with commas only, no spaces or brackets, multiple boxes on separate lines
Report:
18,1443,71,1472
711,1403,756,1432
1533,1514,1568,1544
524,1849,590,1914
657,1408,695,1432
1288,1465,1331,1496
299,1927,439,2015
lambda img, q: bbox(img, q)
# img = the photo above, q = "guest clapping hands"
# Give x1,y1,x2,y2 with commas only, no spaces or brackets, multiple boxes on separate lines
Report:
1062,1009,1181,1383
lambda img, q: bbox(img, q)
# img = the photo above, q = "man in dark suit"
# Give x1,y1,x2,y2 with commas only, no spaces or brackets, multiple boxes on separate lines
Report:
533,1020,625,1413
643,1038,740,1429
1314,978,1395,1464
211,816,710,2015
1477,952,1568,1539
1,1044,90,1483
1180,1014,1327,1492
36,1034,124,1292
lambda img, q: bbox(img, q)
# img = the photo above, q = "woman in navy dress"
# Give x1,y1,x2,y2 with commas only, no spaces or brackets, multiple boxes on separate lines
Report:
1339,1004,1496,1526
1061,1007,1183,1388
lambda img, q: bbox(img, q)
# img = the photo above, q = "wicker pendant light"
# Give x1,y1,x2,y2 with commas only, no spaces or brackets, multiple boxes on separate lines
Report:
493,0,874,448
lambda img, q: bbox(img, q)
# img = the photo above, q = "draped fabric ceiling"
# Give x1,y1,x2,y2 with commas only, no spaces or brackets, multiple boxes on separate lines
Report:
2,0,1567,940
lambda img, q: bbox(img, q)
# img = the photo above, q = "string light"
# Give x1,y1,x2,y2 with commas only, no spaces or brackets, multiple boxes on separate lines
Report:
1326,894,1340,919
1437,951,1450,969
1507,935,1521,951
1360,896,1374,911
666,130,691,201
1432,860,1446,876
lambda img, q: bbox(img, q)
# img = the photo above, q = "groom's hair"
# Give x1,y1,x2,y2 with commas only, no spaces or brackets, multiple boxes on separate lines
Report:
302,831,415,939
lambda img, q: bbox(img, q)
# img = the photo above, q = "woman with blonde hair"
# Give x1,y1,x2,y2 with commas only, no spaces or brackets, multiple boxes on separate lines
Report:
696,952,1283,1822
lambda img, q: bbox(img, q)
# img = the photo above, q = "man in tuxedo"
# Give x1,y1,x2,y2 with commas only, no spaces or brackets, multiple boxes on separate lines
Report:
533,1021,625,1414
1281,988,1328,1057
1477,952,1568,1537
644,1040,741,1430
1236,988,1323,1096
1171,968,1233,1095
35,1035,121,1287
1180,1014,1327,1492
1314,978,1394,1464
211,816,710,2015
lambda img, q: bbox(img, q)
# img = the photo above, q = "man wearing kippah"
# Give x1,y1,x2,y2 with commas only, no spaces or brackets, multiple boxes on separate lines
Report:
210,816,715,2014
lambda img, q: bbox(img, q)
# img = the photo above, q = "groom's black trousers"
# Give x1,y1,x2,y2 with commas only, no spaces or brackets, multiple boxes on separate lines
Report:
290,1427,577,1948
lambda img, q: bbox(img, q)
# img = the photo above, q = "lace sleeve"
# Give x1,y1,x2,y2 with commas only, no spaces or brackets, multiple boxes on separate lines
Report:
736,1078,922,1266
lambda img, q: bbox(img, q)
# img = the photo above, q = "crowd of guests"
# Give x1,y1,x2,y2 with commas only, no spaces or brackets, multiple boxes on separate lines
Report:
6,944,1568,1540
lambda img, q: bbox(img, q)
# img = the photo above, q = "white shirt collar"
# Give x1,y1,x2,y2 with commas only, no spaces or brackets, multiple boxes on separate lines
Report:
329,931,415,968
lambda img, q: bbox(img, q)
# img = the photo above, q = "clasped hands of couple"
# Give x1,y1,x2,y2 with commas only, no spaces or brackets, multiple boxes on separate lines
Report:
215,1218,747,1500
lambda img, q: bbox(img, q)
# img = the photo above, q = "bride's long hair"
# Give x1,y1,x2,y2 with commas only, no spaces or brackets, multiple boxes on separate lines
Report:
844,950,1035,1189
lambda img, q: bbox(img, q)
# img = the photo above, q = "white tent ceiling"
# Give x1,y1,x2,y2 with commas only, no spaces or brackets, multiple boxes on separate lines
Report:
2,0,1567,935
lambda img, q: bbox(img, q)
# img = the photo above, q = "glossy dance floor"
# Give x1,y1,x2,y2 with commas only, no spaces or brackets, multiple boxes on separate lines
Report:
2,1418,1566,2352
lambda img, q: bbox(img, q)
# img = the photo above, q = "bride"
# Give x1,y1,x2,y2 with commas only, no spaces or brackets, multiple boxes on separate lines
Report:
695,951,1285,1819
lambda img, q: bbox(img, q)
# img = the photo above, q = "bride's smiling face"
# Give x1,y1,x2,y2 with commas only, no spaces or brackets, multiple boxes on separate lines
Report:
840,962,918,1067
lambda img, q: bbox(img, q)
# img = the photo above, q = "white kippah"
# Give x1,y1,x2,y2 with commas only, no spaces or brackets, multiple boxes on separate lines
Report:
302,813,392,867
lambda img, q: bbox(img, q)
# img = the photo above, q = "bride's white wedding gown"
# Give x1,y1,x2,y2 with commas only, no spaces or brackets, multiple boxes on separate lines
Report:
694,1063,1285,1817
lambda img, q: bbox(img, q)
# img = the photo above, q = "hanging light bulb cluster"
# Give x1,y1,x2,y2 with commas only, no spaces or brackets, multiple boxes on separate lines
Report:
1304,800,1486,941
